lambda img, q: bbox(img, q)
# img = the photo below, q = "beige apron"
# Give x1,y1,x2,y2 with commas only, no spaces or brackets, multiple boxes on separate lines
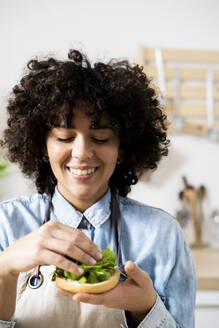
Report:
12,265,126,328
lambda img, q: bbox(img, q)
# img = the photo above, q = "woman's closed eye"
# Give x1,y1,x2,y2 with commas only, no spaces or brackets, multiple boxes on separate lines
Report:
57,137,75,143
92,137,109,144
56,137,109,143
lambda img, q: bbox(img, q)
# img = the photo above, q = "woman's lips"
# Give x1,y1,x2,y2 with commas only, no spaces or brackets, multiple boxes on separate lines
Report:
67,166,98,177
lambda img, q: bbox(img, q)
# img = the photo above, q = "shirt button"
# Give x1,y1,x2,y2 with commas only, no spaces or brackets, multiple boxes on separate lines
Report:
82,217,87,225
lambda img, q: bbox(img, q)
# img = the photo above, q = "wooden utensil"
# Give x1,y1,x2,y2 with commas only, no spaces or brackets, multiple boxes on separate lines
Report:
182,177,203,247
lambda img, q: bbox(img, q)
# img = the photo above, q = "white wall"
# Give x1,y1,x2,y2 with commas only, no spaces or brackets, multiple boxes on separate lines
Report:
0,0,219,224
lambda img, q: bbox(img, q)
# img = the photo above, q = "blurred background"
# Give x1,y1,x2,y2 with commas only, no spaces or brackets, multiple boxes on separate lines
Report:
0,0,219,325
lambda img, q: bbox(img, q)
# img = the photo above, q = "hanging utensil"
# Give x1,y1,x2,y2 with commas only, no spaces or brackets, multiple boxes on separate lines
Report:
182,176,203,248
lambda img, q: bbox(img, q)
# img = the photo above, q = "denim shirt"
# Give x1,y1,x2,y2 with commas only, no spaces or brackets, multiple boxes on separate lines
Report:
0,188,196,328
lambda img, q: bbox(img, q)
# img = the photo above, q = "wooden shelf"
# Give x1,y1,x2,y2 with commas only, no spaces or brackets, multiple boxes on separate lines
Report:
191,246,219,290
137,46,219,136
139,47,219,63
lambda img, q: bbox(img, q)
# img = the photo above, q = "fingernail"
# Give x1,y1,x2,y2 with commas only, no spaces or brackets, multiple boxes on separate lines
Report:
127,261,135,271
89,258,97,265
96,252,103,260
77,267,84,274
73,295,80,301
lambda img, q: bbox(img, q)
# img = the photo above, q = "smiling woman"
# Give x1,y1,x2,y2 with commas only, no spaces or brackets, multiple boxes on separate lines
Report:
0,49,196,328
46,108,120,212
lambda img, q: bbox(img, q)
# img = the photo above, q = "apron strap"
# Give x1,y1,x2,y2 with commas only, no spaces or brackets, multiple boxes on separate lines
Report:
43,195,52,224
110,191,126,281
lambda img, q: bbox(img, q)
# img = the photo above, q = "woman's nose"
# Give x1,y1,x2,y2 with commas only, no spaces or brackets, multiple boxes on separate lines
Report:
71,136,93,160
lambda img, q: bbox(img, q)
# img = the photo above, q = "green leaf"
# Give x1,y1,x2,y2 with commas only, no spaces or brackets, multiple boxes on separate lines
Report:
78,276,87,284
64,270,82,280
52,246,119,284
97,247,117,267
0,162,12,177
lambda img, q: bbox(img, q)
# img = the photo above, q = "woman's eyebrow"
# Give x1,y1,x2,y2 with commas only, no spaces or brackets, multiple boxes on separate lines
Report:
54,123,74,129
54,124,112,130
90,124,112,130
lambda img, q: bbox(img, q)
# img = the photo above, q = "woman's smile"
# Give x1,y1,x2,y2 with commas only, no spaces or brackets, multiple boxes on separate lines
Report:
66,165,98,179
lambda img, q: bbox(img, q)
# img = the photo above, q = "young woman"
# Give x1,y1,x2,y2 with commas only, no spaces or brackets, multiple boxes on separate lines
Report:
0,50,196,328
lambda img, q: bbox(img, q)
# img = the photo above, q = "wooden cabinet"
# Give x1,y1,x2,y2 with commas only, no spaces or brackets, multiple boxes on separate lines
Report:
191,247,219,290
191,247,219,326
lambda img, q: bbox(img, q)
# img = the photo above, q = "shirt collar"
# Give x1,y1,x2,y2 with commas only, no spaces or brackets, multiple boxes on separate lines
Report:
51,187,111,229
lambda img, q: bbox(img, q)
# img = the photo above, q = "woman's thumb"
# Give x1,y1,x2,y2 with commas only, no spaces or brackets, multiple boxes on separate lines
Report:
124,261,151,287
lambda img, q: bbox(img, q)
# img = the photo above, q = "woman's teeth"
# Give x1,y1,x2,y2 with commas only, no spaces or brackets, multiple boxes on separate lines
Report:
69,167,96,176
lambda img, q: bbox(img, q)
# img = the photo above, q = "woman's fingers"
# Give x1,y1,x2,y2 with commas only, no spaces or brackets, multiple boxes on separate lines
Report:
42,237,100,267
41,221,102,262
40,249,84,274
124,261,150,287
56,287,76,298
3,220,102,276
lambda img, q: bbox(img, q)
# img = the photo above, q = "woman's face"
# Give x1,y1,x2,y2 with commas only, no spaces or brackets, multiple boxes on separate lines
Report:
46,108,120,212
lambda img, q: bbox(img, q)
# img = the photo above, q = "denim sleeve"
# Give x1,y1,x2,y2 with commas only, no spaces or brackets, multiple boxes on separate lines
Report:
122,230,196,328
140,237,195,328
0,321,16,328
122,295,177,328
161,236,196,328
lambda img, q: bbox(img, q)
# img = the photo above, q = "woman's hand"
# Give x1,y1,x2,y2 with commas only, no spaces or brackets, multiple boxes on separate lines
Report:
0,220,102,278
0,220,102,320
57,261,157,324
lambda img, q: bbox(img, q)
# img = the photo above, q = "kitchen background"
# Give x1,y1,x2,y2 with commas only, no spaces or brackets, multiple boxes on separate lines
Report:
0,0,219,326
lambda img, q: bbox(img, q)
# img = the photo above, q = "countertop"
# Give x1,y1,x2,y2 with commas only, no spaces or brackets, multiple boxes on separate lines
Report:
191,246,219,290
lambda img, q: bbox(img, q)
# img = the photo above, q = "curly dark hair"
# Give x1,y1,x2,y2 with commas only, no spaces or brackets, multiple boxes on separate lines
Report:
1,49,169,197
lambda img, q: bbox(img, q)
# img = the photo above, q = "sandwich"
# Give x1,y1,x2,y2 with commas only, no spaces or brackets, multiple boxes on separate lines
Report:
52,246,121,293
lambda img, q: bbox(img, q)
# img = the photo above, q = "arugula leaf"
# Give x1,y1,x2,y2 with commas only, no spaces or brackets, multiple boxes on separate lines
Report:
52,246,119,284
78,276,87,284
97,247,117,267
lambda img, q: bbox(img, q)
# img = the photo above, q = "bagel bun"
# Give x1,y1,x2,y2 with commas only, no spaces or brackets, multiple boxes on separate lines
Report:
55,270,120,294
